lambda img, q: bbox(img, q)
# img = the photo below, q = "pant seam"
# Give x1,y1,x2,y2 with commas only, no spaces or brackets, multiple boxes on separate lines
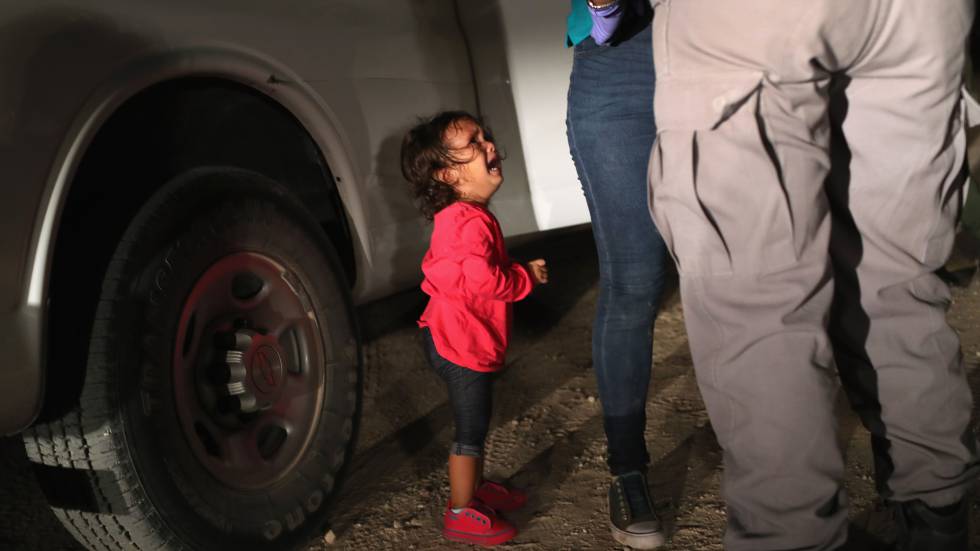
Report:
566,114,608,264
691,277,736,442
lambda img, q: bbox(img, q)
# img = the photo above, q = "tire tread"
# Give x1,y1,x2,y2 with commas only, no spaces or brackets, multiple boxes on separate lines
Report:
24,169,358,551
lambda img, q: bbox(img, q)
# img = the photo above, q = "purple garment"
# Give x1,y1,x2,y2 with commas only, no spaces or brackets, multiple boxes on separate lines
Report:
588,1,623,45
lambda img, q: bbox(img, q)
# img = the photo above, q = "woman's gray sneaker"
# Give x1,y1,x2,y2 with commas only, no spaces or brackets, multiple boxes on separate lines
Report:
608,471,666,549
895,499,968,551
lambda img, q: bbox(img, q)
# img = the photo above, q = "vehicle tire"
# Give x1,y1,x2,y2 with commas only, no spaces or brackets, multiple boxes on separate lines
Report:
23,167,360,550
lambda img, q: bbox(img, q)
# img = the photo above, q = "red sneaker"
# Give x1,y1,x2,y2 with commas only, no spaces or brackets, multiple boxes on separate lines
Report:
475,480,528,512
443,500,517,547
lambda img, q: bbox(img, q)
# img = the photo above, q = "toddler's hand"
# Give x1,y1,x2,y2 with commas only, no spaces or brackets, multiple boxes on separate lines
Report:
527,259,548,285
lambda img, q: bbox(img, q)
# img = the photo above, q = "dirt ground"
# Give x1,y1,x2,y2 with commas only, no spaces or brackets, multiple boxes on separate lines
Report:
313,227,980,551
2,227,980,551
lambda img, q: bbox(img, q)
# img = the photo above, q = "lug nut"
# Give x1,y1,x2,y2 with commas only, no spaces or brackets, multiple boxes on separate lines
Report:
234,331,253,349
238,393,258,413
225,350,244,365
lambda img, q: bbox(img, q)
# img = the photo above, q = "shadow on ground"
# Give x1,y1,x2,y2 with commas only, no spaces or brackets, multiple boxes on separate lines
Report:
0,437,81,550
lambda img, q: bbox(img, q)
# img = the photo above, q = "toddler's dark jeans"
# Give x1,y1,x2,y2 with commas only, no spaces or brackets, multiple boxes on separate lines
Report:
422,328,493,458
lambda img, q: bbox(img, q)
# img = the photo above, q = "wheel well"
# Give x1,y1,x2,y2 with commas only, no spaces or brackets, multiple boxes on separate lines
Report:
39,77,355,420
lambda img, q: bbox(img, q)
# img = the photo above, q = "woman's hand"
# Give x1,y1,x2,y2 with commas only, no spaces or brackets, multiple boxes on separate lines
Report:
526,259,549,285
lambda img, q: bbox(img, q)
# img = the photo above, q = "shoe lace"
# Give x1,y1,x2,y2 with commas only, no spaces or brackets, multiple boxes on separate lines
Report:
620,473,653,517
471,502,496,523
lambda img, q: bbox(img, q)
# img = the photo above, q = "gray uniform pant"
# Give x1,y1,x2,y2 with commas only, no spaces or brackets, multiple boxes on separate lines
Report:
647,1,978,549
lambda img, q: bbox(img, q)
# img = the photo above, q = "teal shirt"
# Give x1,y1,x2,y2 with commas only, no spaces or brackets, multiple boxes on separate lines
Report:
567,0,592,46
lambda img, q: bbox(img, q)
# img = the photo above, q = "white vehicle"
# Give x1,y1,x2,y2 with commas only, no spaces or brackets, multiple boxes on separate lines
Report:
0,2,586,549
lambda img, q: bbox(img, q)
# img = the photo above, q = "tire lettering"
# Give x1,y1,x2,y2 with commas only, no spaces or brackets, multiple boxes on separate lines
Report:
332,449,346,469
149,242,178,306
154,267,169,291
263,520,282,541
140,390,153,416
167,462,233,534
306,490,323,513
285,506,305,531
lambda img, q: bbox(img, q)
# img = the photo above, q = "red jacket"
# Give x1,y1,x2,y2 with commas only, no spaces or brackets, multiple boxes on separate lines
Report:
418,201,534,372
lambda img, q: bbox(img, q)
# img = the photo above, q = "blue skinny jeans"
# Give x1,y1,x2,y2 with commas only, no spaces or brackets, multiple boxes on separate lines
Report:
422,328,493,458
566,23,669,475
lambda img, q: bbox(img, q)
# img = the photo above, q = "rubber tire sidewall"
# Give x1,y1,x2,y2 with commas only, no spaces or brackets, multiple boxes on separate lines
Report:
90,168,357,550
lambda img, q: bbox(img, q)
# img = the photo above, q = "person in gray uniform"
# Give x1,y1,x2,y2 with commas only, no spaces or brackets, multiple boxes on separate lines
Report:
646,1,978,550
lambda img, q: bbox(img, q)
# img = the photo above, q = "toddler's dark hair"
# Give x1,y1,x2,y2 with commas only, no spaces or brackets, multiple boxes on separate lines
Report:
400,110,497,220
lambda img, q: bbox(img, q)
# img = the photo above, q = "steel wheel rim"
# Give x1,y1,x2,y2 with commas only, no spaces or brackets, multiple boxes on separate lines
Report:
173,252,325,490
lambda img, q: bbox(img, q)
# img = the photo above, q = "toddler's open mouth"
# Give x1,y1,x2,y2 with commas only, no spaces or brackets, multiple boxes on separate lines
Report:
487,157,501,174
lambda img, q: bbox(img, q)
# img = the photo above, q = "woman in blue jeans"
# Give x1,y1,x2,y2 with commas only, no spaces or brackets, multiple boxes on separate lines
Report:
566,1,669,548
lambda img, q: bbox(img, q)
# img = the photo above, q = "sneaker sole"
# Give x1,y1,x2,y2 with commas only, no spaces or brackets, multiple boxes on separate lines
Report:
609,520,666,549
443,527,517,547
